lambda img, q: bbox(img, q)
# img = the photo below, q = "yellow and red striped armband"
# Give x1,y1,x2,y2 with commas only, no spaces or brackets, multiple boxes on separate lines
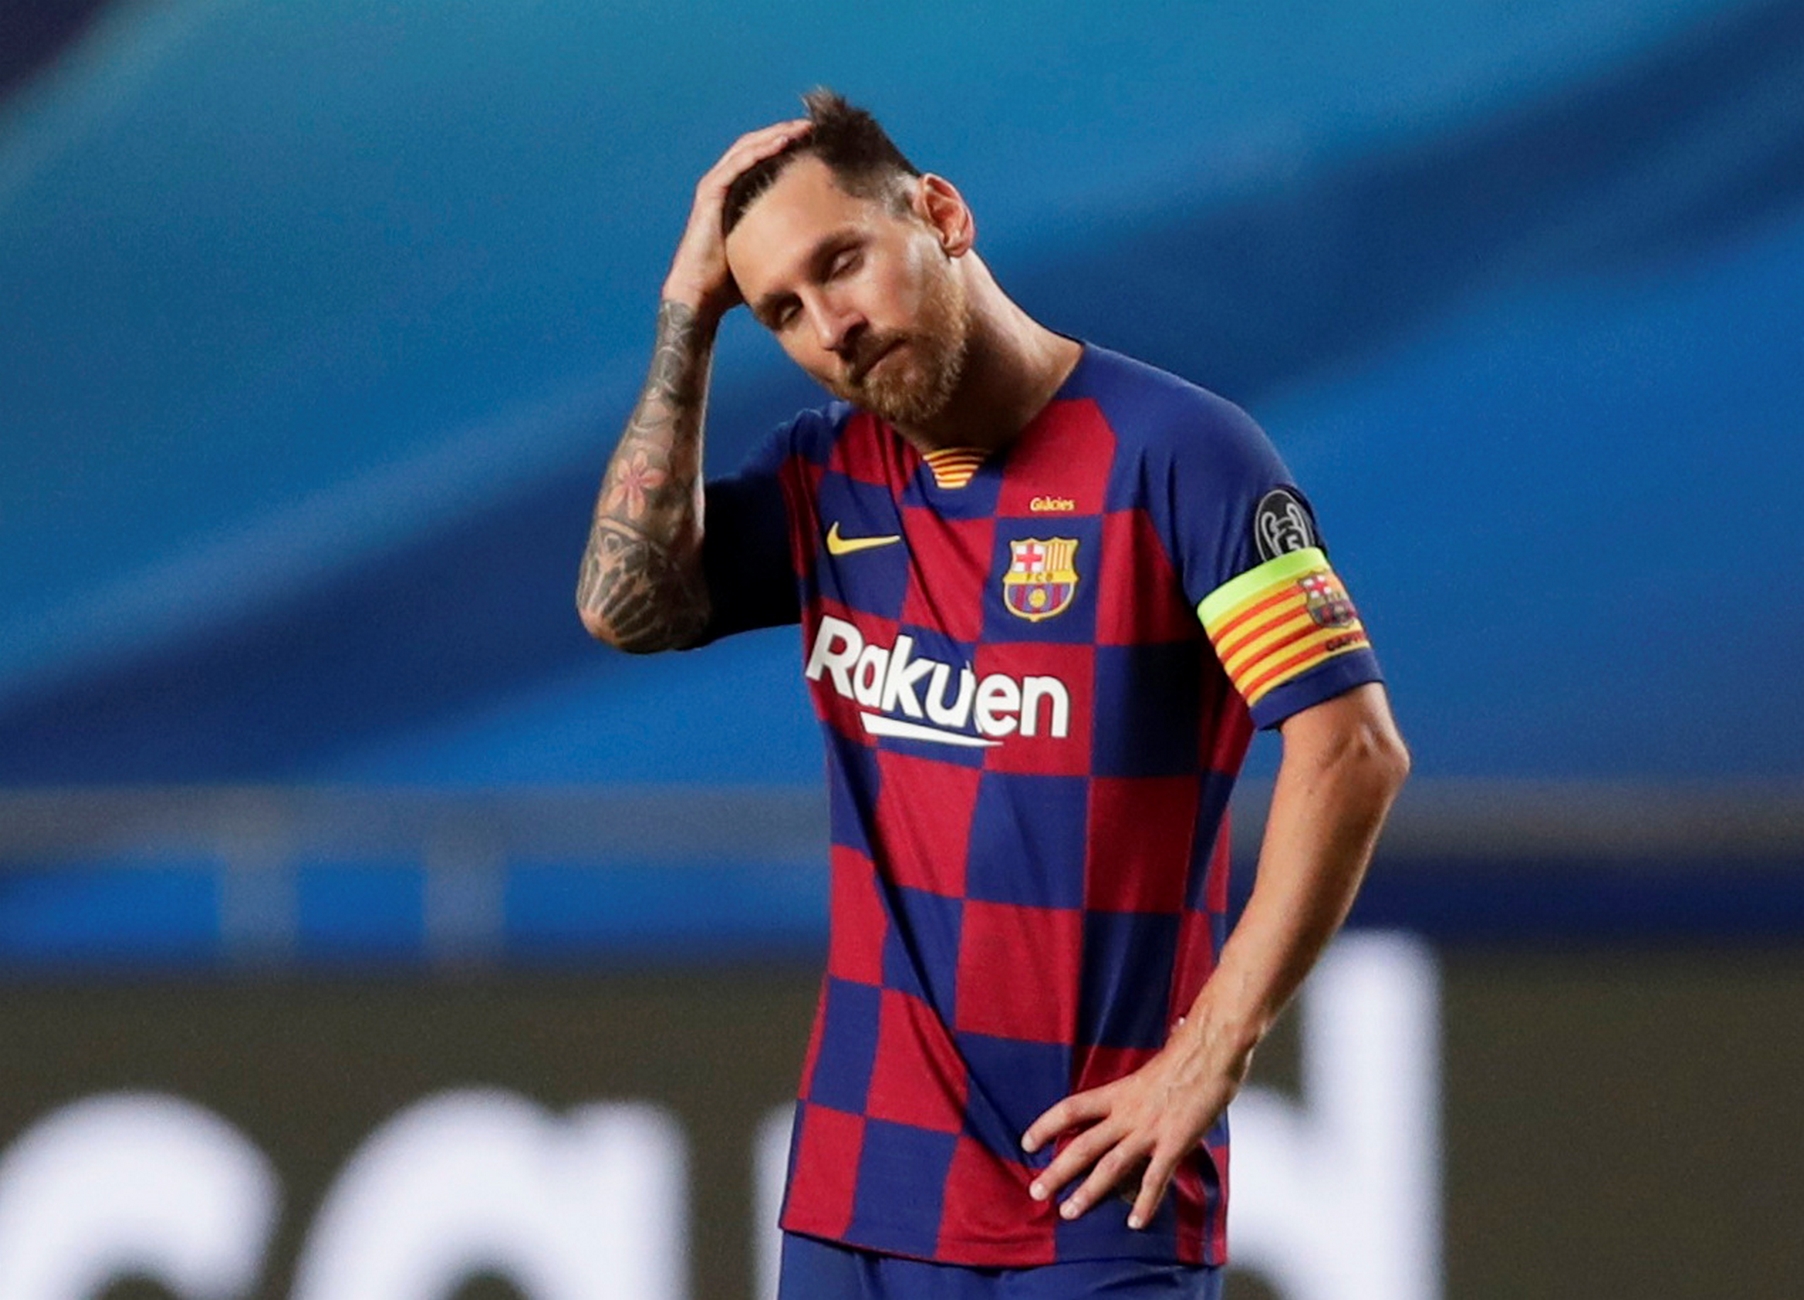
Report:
1198,548,1371,706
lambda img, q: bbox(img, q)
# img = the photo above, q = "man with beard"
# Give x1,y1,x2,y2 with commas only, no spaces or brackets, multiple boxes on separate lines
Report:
576,91,1409,1300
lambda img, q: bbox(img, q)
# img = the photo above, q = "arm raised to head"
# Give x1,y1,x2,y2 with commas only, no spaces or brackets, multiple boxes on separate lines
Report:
576,299,714,652
577,119,812,652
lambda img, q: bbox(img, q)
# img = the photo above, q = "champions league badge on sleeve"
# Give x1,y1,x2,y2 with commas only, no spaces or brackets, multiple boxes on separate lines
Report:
1003,537,1080,621
1254,488,1318,561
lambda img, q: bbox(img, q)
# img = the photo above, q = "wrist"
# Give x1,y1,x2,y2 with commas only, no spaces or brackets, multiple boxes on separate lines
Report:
1176,993,1266,1064
658,277,731,328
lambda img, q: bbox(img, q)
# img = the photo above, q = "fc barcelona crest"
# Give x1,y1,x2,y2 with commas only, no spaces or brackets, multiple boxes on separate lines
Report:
1298,571,1357,629
1003,537,1080,622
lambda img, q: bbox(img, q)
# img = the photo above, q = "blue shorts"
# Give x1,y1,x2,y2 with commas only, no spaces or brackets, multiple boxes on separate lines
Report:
776,1232,1223,1300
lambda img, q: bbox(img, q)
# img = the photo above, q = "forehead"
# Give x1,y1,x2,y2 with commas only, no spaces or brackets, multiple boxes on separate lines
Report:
725,156,892,291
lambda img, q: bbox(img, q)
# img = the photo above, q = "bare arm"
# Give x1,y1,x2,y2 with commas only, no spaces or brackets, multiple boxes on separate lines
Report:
576,117,811,652
1022,682,1410,1227
1182,681,1411,1063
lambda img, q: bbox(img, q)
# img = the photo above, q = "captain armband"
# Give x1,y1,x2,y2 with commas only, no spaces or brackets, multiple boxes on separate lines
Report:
1198,548,1371,706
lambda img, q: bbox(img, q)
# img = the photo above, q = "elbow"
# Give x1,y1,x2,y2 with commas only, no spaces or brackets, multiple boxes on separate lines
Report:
574,597,705,654
577,606,649,652
578,603,610,644
1287,687,1411,806
1372,726,1412,800
1345,714,1411,809
574,548,709,652
577,605,642,652
1295,724,1408,834
577,608,658,654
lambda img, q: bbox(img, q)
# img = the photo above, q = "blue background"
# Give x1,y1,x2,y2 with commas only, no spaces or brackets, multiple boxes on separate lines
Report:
2,0,1801,963
5,0,1800,788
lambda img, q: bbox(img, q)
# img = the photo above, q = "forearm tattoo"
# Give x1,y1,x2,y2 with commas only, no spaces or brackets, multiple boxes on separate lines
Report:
577,301,713,651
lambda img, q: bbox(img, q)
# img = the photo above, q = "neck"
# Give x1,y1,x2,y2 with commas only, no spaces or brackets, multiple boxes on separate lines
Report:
894,256,1081,454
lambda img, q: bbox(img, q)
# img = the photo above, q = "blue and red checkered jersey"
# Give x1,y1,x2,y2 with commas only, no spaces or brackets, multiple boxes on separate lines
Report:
698,343,1383,1267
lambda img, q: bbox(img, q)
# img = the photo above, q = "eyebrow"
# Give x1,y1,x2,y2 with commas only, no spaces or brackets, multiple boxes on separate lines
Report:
750,229,864,326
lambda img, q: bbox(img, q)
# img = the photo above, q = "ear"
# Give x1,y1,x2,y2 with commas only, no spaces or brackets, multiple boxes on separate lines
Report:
913,173,975,257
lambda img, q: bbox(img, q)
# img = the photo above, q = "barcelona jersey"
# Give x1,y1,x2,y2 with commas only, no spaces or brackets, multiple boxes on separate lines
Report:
698,343,1383,1266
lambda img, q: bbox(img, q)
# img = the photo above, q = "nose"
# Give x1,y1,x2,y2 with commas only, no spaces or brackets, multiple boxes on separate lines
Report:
806,292,864,357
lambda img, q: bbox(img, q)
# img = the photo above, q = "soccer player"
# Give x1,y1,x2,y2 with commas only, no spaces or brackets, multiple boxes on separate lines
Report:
577,91,1409,1300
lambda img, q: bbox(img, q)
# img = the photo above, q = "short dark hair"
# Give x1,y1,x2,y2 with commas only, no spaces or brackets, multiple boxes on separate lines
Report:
722,88,921,235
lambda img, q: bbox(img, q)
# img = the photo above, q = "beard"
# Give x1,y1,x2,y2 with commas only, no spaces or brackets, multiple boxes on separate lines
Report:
827,260,971,428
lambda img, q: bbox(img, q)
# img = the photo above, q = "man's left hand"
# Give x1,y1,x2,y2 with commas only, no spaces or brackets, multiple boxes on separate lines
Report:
1020,1019,1251,1230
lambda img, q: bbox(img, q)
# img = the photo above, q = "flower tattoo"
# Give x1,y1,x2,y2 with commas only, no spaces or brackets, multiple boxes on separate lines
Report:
605,449,668,519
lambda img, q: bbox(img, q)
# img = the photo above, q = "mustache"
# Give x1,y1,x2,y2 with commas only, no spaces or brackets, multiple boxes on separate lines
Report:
844,335,903,386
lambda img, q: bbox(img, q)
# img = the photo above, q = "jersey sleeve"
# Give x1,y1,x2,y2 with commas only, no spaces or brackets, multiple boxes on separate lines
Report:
693,421,804,644
1158,395,1384,729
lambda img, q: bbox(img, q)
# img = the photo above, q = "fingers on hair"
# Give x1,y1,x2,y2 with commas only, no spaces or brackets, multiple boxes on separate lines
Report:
722,87,921,234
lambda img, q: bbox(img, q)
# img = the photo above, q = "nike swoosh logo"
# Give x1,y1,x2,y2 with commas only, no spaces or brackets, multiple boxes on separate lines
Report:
825,522,902,556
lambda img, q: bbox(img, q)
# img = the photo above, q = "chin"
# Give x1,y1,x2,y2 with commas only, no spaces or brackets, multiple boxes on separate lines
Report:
862,353,961,428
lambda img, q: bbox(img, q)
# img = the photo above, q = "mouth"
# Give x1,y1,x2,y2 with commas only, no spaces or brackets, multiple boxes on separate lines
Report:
848,340,902,387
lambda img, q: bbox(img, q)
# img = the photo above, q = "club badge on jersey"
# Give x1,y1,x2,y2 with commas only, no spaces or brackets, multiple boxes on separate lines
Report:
1299,571,1358,628
1002,537,1080,621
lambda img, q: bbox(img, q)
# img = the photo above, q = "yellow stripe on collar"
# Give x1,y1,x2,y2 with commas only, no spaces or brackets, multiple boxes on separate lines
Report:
921,447,987,489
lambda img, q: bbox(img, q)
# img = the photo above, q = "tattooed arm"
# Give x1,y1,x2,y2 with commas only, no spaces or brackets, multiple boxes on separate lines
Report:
576,300,714,651
577,117,812,652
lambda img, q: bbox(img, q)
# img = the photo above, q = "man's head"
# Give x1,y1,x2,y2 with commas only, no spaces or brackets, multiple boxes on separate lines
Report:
723,89,920,237
722,90,975,430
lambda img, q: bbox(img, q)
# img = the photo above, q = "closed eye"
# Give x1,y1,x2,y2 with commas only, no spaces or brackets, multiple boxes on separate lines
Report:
754,234,863,331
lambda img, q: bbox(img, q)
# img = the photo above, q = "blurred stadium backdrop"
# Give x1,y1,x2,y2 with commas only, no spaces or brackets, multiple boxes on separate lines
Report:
3,1,1803,1297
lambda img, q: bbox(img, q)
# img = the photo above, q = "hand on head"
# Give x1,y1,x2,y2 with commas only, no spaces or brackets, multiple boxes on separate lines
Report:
662,119,812,322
